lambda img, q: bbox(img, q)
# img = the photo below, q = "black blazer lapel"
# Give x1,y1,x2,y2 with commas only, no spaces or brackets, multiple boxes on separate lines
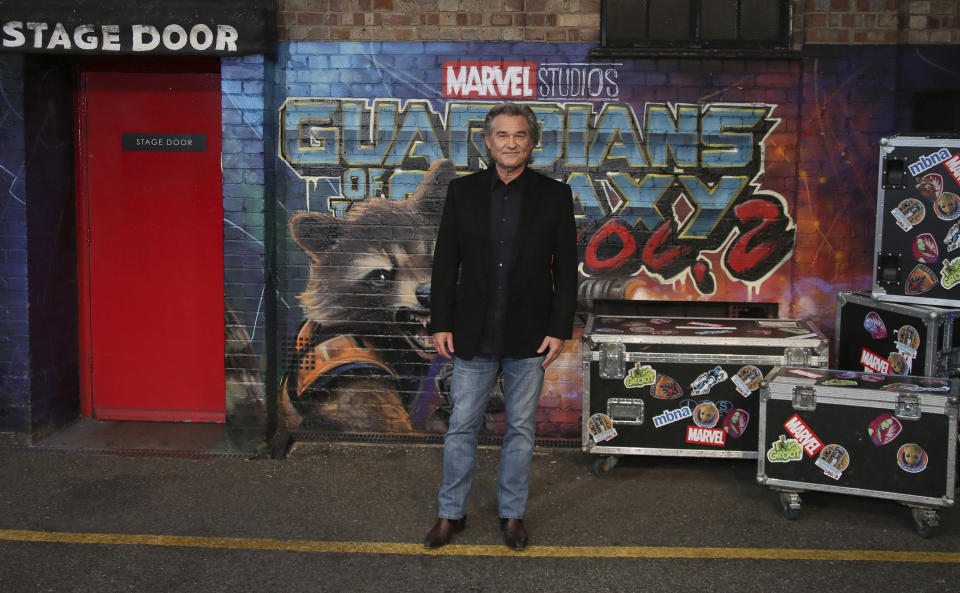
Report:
512,170,544,266
469,169,494,274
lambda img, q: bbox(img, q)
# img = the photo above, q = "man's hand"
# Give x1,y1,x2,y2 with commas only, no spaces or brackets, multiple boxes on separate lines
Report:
433,332,455,360
537,336,565,368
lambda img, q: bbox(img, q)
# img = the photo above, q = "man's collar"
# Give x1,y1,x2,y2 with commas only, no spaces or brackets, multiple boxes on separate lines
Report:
490,166,530,191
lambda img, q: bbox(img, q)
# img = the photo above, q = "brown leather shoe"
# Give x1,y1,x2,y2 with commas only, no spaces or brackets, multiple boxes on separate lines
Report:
499,518,528,551
423,517,466,549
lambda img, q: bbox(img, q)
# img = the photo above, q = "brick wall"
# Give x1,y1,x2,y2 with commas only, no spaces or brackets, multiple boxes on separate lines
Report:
279,0,601,42
279,0,960,45
804,0,960,44
0,54,29,444
222,55,274,450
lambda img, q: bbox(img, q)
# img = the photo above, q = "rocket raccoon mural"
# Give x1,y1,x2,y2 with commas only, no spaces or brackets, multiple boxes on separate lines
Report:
281,159,504,433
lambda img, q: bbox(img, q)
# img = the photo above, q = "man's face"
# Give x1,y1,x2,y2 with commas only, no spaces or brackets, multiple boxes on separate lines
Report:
484,114,534,173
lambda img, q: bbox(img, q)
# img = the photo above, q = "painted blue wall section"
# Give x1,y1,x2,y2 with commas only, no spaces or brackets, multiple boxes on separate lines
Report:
0,54,29,442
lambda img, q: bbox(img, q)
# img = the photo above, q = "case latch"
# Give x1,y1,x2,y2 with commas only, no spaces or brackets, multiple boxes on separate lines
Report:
896,393,922,420
598,343,626,379
785,347,810,367
792,385,817,411
607,398,644,425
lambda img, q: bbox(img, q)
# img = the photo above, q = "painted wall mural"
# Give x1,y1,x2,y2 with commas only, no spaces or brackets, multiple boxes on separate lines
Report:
273,42,947,437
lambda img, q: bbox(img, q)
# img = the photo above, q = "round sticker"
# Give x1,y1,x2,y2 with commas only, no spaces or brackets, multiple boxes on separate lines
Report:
587,413,617,443
732,365,763,396
934,191,960,221
815,444,850,480
897,443,928,473
897,198,926,225
888,352,909,375
896,325,920,357
692,401,719,428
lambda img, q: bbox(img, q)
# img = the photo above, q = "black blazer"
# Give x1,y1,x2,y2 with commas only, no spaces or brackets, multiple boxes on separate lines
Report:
430,167,578,360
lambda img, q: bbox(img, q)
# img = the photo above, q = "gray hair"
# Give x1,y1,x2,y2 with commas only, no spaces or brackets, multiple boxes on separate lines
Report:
482,102,540,165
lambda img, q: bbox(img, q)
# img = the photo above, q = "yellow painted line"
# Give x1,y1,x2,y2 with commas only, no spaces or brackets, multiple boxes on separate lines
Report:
1,529,958,563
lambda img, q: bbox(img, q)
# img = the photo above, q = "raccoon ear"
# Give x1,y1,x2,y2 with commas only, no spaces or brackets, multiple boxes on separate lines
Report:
289,211,341,259
409,158,457,212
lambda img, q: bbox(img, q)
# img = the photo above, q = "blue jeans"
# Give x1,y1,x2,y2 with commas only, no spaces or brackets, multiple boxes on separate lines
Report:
437,354,545,520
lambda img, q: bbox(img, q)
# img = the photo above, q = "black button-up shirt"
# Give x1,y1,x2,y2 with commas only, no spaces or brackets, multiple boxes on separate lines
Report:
477,170,526,355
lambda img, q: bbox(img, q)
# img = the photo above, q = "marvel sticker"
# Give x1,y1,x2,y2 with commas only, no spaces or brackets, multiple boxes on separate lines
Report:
651,374,683,399
732,365,763,396
815,444,850,480
897,443,928,473
896,325,920,359
892,198,925,230
859,348,891,374
587,413,617,443
623,364,656,389
941,257,960,290
867,413,902,446
692,401,720,428
722,408,749,439
766,435,803,463
912,233,939,263
690,365,728,396
784,414,824,457
863,311,887,339
905,264,937,295
685,426,726,447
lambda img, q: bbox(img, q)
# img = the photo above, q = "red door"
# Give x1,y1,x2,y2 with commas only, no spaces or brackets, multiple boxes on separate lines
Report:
77,68,225,422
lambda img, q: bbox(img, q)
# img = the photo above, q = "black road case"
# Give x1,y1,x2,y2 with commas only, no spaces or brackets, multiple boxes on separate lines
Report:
582,315,828,477
873,136,960,306
757,367,958,537
835,291,960,380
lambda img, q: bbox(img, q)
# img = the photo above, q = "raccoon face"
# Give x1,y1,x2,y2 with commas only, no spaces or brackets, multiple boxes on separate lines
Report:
353,246,434,356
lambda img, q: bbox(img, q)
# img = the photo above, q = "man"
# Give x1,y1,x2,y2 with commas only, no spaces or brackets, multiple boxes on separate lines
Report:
424,102,578,551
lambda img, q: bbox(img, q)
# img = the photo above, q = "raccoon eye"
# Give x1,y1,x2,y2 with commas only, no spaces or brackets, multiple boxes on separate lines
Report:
363,268,394,286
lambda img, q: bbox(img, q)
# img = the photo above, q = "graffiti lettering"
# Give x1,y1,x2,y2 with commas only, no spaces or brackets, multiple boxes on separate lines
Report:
279,98,794,291
537,62,619,100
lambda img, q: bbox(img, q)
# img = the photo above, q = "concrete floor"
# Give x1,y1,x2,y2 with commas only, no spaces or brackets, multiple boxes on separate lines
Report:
1,433,959,592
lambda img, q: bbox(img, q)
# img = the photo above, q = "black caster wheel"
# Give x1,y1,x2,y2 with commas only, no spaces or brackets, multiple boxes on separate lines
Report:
779,491,801,520
912,507,940,539
592,456,618,478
